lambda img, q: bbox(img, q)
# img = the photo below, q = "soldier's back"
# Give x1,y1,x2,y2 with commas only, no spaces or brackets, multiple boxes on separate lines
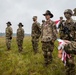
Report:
17,28,24,39
32,22,41,37
6,26,13,37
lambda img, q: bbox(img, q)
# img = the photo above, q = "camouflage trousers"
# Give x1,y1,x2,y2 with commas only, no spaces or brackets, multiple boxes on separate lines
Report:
65,55,75,75
42,41,54,65
6,38,11,50
17,39,23,52
32,39,39,54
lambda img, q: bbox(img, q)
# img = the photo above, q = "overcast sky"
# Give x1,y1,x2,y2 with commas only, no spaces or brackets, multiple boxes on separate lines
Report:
0,0,76,34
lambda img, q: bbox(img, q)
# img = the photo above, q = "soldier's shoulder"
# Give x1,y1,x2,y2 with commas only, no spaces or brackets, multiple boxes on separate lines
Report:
74,21,76,26
73,20,76,23
9,26,12,28
17,28,19,30
22,28,24,31
6,27,8,29
32,22,34,25
50,20,55,24
37,22,40,25
51,20,56,26
8,26,12,30
71,19,76,26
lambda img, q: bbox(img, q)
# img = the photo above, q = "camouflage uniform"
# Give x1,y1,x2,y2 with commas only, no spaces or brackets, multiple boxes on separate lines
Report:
64,41,76,54
31,16,41,53
73,8,76,41
74,22,76,41
73,8,76,16
58,17,65,39
5,22,13,50
41,10,57,65
41,20,45,37
41,20,45,28
60,9,76,75
17,23,24,52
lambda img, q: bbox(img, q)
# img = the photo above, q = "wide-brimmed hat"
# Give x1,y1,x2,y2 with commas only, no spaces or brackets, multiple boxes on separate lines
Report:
18,23,23,27
6,21,12,25
43,10,53,18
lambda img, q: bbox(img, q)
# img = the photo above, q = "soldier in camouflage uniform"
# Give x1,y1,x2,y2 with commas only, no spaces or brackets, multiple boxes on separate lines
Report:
73,8,76,16
41,10,57,66
41,20,45,28
60,9,76,75
17,23,24,52
73,8,76,41
58,17,65,39
31,16,41,54
5,22,13,50
41,20,45,36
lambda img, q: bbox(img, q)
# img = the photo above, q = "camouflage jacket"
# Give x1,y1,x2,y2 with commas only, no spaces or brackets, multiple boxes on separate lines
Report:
17,28,24,40
58,20,65,30
31,22,41,38
61,19,76,41
41,24,44,34
74,22,76,41
64,41,76,54
5,26,13,38
41,20,57,42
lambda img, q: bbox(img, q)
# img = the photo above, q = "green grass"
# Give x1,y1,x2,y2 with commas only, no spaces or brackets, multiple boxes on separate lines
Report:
0,37,76,75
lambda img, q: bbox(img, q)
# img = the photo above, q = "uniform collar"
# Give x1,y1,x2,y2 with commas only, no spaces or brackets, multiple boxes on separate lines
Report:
34,21,37,23
46,20,53,24
65,18,73,24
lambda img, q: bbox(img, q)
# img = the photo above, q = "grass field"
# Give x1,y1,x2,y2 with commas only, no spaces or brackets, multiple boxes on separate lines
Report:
0,36,76,75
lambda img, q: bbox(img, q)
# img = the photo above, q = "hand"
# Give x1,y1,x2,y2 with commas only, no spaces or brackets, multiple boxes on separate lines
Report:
10,37,12,39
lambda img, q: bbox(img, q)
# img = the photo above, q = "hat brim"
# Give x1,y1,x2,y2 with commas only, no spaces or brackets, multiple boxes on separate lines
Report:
43,13,53,18
6,23,12,25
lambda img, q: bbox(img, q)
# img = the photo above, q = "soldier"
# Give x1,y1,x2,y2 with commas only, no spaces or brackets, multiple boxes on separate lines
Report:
58,16,64,28
41,20,45,27
73,8,76,40
31,16,41,54
17,23,24,52
60,9,76,75
58,17,65,39
41,20,45,37
73,8,76,16
41,10,57,66
5,21,13,50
